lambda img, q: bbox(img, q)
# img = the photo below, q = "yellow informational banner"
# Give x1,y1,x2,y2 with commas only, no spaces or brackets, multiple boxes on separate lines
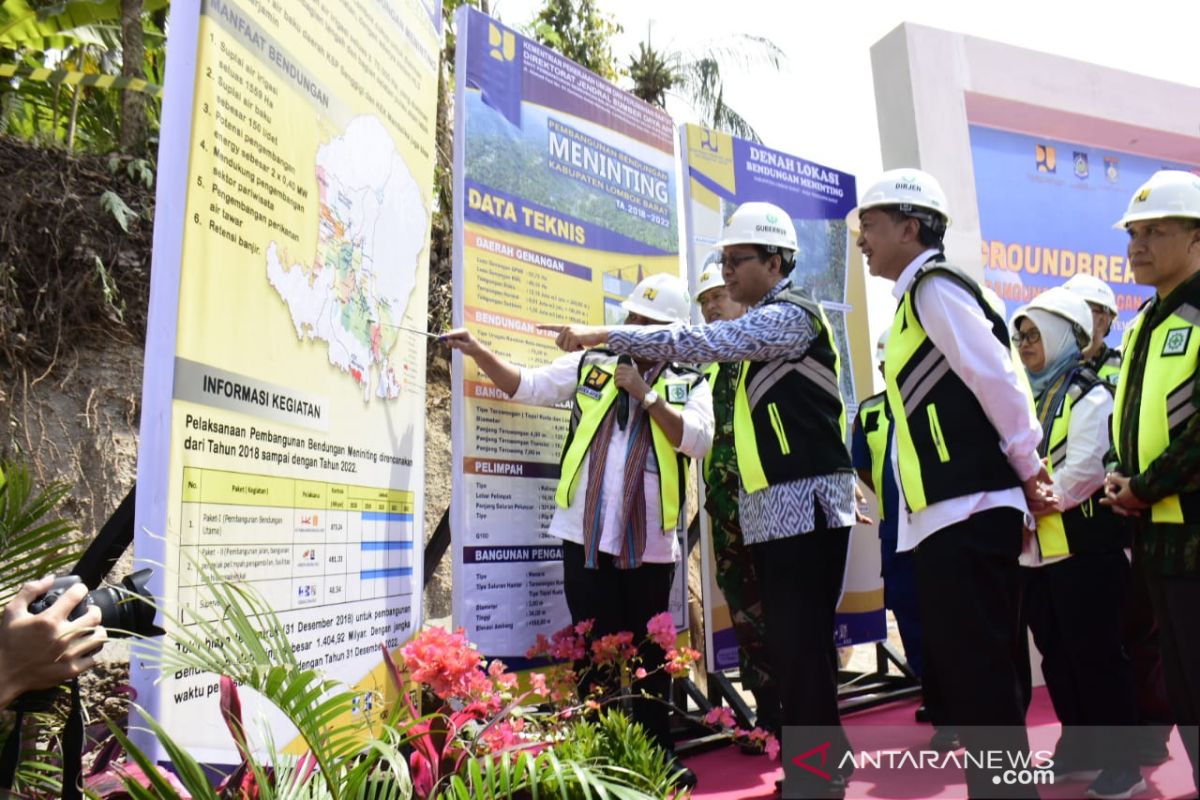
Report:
133,0,441,763
449,8,687,659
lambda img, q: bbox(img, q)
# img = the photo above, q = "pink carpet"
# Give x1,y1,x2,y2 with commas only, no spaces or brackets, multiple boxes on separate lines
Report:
686,688,1197,799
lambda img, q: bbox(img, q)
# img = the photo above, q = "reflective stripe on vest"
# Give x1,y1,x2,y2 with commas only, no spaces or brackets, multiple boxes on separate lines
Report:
858,393,890,521
732,299,847,494
1113,299,1200,524
555,354,699,531
884,264,1024,511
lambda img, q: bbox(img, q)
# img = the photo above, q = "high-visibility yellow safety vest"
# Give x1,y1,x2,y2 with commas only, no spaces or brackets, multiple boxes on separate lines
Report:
555,350,702,532
856,392,890,521
1094,347,1122,388
1113,281,1200,524
884,262,1023,512
702,362,720,483
1033,368,1128,558
731,285,851,494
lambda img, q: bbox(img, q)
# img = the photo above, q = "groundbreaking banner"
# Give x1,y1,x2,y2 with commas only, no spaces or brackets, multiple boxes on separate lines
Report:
968,124,1199,342
679,124,885,673
451,7,686,659
134,0,440,762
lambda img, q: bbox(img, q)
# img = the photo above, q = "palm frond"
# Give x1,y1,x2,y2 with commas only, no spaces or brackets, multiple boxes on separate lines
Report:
128,559,393,798
106,711,217,799
693,33,786,73
712,102,761,143
0,462,80,604
0,0,169,50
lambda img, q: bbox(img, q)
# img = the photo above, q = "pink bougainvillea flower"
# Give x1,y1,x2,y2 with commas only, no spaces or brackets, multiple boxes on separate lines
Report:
664,646,700,677
590,631,637,667
634,667,647,680
703,706,735,729
400,626,493,701
765,736,781,760
527,633,552,659
529,671,548,694
646,611,676,651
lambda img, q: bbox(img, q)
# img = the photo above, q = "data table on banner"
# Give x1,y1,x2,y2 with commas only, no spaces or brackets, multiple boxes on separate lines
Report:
177,467,414,619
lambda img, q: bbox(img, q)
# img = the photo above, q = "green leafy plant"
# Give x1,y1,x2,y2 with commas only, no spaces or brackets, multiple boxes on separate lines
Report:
0,461,80,604
548,709,682,798
98,189,136,232
103,562,671,800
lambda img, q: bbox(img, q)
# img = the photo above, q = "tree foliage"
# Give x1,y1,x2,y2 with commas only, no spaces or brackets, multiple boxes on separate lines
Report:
628,33,785,143
1,0,168,153
529,0,622,82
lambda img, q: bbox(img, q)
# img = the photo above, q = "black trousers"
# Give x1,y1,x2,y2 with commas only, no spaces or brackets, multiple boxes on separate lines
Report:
1019,551,1139,769
1143,570,1200,791
754,521,850,797
560,541,676,754
1123,556,1173,747
915,508,1030,798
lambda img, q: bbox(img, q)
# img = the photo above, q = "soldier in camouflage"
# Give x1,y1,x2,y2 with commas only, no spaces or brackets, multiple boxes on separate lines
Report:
695,263,779,733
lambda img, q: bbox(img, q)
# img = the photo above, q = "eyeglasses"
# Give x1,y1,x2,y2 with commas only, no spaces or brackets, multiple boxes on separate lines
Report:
719,253,759,271
1011,329,1041,346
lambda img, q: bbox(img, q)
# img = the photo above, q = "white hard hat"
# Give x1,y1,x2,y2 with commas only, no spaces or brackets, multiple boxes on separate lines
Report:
847,168,952,231
875,328,889,365
1113,170,1200,229
695,259,725,300
1062,273,1118,316
715,202,798,254
622,273,690,324
1012,286,1094,351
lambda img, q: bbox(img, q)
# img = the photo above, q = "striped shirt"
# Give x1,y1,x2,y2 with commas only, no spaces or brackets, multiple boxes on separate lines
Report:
607,279,857,543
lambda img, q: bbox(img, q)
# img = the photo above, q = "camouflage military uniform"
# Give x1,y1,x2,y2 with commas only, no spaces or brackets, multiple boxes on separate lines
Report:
705,362,776,703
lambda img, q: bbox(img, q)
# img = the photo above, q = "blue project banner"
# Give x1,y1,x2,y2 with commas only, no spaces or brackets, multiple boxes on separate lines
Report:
968,124,1199,345
452,7,685,659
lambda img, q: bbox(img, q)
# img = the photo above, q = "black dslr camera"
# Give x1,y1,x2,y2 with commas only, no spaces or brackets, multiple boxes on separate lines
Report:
26,568,160,635
9,490,162,713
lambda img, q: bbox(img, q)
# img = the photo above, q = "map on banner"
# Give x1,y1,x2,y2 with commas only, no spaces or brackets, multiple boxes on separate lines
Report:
267,116,426,402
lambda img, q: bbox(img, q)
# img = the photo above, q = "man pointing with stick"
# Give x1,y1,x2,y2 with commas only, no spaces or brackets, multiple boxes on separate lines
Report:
442,273,711,789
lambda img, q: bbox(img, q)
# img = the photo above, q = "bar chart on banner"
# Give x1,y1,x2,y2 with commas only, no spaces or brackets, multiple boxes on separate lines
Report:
177,467,415,620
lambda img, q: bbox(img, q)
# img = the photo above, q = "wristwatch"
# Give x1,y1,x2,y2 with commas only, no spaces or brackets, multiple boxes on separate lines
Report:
640,389,659,409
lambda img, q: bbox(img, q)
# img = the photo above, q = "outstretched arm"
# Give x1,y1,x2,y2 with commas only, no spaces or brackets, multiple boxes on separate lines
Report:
440,328,522,396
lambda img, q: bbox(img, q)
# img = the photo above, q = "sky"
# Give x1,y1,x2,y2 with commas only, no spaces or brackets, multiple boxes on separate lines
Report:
484,0,1200,361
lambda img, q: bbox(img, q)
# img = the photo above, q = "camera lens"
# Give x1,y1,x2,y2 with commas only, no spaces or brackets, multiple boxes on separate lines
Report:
88,569,160,638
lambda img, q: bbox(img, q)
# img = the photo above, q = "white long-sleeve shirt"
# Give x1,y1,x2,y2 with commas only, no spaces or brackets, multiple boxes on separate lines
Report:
511,351,714,563
1020,382,1113,567
890,251,1043,553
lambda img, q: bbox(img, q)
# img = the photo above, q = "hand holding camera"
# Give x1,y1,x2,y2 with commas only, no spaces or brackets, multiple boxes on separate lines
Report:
0,576,106,709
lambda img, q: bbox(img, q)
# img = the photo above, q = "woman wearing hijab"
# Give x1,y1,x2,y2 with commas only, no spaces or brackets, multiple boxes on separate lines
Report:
1012,286,1144,800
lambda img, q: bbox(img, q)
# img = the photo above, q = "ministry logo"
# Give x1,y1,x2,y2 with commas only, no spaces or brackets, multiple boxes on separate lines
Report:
1073,152,1089,180
1105,157,1120,183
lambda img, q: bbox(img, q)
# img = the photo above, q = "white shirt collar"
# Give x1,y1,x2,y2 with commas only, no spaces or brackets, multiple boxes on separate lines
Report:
890,248,943,301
